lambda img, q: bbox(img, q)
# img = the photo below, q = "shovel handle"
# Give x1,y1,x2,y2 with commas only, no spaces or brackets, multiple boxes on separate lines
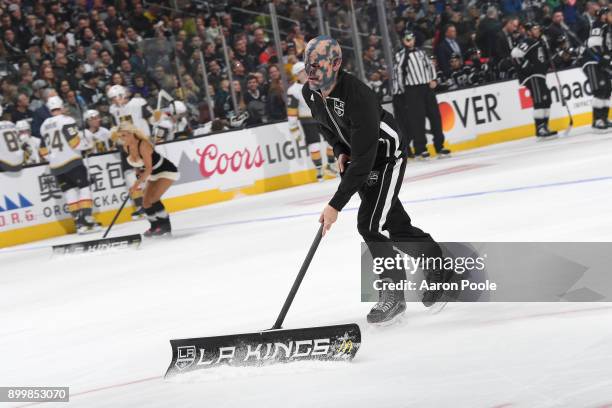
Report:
271,224,324,330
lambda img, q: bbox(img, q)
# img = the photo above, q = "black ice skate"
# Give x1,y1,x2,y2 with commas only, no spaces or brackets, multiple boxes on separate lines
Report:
77,217,101,235
145,219,172,238
316,167,324,183
417,151,431,161
536,124,558,140
436,148,451,158
131,207,145,220
592,119,608,132
422,267,453,309
367,278,406,325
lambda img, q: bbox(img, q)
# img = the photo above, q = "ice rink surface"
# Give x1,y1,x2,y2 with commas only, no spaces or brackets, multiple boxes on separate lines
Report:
2,130,612,408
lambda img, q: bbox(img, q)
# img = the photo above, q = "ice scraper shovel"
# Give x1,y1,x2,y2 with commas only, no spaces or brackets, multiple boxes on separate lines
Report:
164,224,361,378
52,194,141,255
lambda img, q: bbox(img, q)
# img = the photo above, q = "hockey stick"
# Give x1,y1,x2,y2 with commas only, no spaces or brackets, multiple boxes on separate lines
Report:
164,224,360,377
103,193,130,238
551,62,574,136
271,223,324,329
52,193,141,255
543,35,574,136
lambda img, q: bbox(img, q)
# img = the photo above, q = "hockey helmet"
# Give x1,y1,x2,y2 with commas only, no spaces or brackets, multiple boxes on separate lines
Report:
46,96,64,111
167,100,187,116
15,120,30,132
523,21,540,31
84,109,100,121
597,7,609,17
107,85,127,101
291,61,306,76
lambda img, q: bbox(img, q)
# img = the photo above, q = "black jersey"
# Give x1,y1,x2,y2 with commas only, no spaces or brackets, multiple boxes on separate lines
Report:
302,69,406,211
581,21,612,67
448,66,471,90
512,37,551,84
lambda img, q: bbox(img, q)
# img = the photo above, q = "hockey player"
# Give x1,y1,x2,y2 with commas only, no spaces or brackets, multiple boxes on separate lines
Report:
16,120,42,165
0,106,23,172
287,61,337,182
511,22,558,139
107,85,154,219
303,35,446,324
447,53,471,90
107,85,154,136
152,100,191,144
117,123,179,237
582,7,612,131
84,110,113,153
39,96,100,234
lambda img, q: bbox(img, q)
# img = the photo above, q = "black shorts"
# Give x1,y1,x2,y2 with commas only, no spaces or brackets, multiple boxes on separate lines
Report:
149,158,179,181
301,122,322,145
55,164,90,192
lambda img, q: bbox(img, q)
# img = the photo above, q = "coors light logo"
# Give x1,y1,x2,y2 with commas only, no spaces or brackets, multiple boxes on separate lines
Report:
196,139,309,178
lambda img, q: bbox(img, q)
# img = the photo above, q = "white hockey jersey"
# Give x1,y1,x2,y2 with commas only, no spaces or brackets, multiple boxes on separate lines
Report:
0,120,24,171
21,136,42,165
40,114,88,175
287,81,315,129
84,127,113,153
152,116,189,143
110,96,153,137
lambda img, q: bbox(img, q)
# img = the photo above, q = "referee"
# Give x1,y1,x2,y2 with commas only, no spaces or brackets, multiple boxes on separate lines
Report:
392,30,451,159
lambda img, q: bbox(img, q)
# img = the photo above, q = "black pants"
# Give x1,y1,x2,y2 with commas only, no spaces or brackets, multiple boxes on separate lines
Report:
398,85,445,155
583,63,611,122
584,63,611,99
301,122,321,145
55,164,90,192
357,157,441,283
524,76,551,110
392,95,412,154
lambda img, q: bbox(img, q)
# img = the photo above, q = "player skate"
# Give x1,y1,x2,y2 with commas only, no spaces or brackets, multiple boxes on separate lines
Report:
417,151,431,161
421,266,454,310
436,148,452,158
367,278,407,325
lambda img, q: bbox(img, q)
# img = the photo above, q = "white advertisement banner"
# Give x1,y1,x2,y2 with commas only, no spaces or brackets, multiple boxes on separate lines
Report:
0,122,312,236
384,67,592,144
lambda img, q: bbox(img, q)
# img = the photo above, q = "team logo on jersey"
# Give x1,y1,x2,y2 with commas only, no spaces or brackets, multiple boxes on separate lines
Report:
366,171,379,186
175,346,196,370
333,99,345,117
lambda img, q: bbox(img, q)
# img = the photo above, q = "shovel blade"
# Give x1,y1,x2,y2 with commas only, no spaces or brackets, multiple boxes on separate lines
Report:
165,323,361,378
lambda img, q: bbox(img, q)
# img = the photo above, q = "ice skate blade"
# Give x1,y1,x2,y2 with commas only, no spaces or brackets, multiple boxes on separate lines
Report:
436,154,451,159
368,309,406,327
536,135,558,142
591,127,609,134
144,232,172,239
425,300,448,315
77,227,101,235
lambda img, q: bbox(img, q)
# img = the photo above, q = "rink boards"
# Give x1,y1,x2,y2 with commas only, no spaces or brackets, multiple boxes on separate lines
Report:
0,67,599,247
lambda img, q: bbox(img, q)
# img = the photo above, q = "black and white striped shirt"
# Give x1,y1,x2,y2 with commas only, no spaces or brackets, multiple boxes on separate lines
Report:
392,47,436,94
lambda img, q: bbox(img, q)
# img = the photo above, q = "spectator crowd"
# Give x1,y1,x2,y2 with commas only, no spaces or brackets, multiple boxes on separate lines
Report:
0,0,606,164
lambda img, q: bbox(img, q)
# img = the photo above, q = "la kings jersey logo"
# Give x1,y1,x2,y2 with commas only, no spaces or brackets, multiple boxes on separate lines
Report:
332,98,345,117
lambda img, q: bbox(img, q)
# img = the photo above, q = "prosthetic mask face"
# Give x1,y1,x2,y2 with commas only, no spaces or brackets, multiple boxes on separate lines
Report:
304,35,342,92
